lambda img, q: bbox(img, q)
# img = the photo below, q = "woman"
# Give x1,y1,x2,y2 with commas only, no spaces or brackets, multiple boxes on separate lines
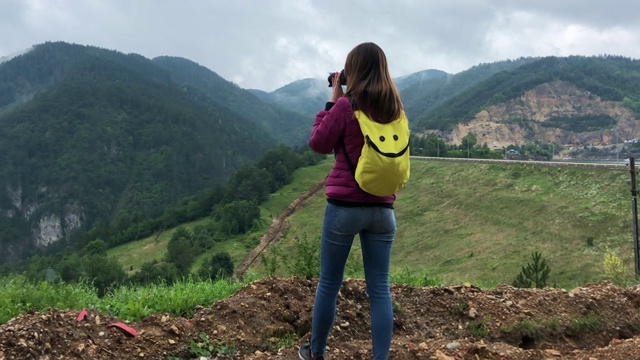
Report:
299,42,404,360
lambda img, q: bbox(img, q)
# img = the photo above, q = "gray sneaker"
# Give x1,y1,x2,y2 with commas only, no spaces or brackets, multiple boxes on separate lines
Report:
298,344,324,360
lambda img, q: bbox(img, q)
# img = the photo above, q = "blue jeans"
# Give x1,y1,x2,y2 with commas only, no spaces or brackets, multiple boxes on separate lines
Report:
310,202,396,360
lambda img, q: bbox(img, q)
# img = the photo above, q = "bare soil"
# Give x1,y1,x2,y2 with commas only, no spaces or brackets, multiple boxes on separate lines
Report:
2,278,640,359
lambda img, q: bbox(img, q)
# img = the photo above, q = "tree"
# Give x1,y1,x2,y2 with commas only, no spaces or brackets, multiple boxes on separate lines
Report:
59,253,82,282
129,261,180,285
213,200,260,235
81,239,108,256
461,133,477,152
81,254,127,296
199,252,234,280
267,161,292,191
513,251,551,288
166,227,199,274
257,144,302,178
224,165,272,203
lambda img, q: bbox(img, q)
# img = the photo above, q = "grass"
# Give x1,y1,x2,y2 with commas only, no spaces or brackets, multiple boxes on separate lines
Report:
110,158,634,289
570,311,603,332
0,274,252,326
258,160,634,288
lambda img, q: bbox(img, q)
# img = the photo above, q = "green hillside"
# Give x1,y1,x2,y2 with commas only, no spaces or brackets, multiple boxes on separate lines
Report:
256,159,634,288
106,158,636,289
106,160,334,274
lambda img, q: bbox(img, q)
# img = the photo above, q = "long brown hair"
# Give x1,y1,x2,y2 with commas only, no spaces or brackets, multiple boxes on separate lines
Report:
344,42,402,123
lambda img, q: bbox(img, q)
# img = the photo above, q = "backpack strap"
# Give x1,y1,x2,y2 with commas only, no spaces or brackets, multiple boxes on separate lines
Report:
340,139,356,176
341,99,358,176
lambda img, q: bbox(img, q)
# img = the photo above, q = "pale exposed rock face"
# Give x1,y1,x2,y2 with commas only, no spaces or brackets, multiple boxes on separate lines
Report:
2,183,85,248
450,81,640,149
5,184,40,219
31,205,85,247
63,204,84,240
33,214,63,247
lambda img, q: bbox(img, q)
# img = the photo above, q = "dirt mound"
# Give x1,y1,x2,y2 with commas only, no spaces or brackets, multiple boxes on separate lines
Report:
2,278,640,359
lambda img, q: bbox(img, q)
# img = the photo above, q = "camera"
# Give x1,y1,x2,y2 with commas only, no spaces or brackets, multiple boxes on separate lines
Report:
327,69,346,87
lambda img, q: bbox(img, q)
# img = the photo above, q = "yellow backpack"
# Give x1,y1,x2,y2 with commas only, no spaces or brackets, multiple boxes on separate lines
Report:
344,110,411,197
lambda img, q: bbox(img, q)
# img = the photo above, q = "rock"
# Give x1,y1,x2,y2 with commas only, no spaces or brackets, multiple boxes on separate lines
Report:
468,308,478,319
446,341,461,350
170,325,180,335
418,342,428,350
545,349,562,357
435,350,455,360
340,321,350,328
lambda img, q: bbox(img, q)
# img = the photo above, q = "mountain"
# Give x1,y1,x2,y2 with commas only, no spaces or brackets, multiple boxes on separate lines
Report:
394,68,449,91
259,56,640,154
398,58,538,122
0,42,295,263
417,56,640,150
152,56,311,145
249,78,330,119
250,60,537,121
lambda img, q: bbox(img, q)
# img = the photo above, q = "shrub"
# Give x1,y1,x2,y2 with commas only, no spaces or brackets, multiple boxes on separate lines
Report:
603,250,629,286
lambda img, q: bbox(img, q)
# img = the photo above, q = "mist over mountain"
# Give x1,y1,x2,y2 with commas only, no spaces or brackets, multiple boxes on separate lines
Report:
249,78,330,119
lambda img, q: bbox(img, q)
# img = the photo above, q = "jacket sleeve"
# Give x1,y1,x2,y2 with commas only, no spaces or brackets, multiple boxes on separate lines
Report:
309,97,350,154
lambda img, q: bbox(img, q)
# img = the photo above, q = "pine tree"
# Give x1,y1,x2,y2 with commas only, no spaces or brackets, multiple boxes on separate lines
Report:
513,251,551,288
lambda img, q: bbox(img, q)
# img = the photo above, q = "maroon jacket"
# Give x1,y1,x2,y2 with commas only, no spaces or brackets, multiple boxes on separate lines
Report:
309,97,396,205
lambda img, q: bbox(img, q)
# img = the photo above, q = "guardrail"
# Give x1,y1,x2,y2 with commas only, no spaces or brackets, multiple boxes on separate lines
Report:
410,156,630,171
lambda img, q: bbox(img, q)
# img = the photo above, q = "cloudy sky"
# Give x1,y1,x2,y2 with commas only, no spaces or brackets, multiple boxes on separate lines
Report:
2,0,640,92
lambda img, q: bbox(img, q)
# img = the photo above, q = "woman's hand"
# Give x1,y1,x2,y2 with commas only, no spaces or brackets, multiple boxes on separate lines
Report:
329,71,344,102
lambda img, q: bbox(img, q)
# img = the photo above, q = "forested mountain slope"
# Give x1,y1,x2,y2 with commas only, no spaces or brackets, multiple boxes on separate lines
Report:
0,42,285,263
399,58,537,122
153,56,310,145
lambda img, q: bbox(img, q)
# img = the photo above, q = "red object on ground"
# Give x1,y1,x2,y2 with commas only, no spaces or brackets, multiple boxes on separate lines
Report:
76,310,88,322
106,322,139,337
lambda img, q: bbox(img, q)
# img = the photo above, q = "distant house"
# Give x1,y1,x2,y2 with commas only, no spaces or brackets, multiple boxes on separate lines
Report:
508,149,520,154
